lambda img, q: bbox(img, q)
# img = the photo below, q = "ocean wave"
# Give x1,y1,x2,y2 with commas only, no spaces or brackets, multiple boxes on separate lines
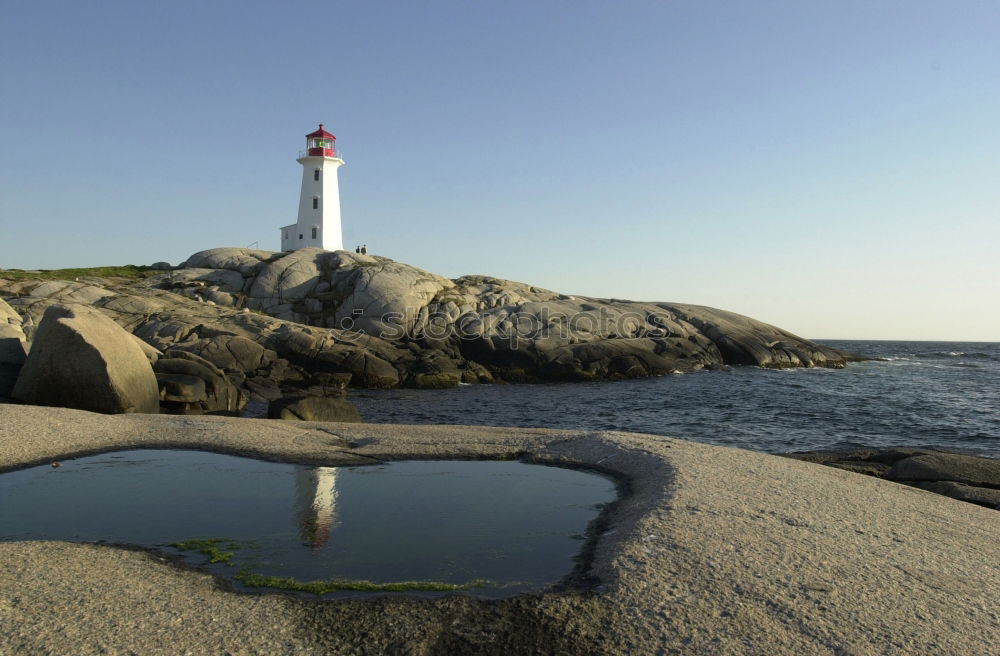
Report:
919,351,994,360
351,345,1000,458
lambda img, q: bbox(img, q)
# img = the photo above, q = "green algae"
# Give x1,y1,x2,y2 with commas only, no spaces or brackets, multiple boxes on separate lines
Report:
172,538,241,564
234,570,492,594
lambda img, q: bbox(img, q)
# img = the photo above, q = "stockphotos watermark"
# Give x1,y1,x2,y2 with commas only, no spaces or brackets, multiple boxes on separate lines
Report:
328,306,679,347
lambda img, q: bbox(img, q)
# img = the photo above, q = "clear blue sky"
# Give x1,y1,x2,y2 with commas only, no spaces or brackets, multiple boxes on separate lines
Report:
2,1,998,340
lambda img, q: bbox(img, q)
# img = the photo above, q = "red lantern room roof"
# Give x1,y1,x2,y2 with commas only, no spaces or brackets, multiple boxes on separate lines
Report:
306,123,336,140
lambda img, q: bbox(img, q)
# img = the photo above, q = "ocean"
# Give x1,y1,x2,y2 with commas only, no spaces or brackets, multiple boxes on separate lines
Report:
350,341,1000,457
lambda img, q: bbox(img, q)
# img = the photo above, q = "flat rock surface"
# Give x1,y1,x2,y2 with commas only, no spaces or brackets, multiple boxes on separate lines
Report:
1,404,998,655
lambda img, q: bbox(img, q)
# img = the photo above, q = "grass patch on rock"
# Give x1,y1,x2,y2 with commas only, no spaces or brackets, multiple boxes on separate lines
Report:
0,265,164,282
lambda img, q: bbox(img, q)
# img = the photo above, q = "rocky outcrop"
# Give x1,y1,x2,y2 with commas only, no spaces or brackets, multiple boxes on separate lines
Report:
166,248,858,381
1,278,411,397
1,248,862,399
11,304,160,414
782,448,1000,509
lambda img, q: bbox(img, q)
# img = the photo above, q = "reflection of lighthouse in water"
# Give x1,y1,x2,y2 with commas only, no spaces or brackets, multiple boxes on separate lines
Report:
294,466,340,549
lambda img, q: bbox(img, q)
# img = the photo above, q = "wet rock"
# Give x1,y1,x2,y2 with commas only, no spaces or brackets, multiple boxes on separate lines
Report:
267,394,362,423
459,361,494,384
914,481,1000,509
12,304,159,414
412,372,461,389
301,371,352,390
782,447,1000,510
781,448,939,479
888,453,1000,488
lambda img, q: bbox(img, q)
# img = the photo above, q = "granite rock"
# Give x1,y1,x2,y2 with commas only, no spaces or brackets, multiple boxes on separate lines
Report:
267,394,362,423
1,249,863,395
783,447,1000,510
0,298,27,397
154,350,244,415
889,452,1000,488
12,304,159,414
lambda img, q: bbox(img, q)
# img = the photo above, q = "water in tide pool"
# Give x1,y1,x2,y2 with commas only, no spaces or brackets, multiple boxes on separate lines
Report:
0,451,617,598
350,341,1000,457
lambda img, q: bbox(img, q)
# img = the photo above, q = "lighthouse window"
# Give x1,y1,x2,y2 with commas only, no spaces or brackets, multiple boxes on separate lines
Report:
311,227,317,239
312,197,319,209
314,169,320,181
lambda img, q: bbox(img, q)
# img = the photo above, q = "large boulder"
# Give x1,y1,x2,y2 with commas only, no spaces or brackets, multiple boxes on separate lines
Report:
267,394,362,423
11,304,159,414
324,252,454,335
154,350,244,415
249,248,328,303
180,248,277,275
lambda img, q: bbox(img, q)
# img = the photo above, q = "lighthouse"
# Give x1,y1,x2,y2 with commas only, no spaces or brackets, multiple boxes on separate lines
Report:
280,124,344,252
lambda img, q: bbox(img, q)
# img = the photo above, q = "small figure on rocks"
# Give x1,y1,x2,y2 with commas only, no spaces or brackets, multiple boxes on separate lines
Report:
360,244,368,255
355,245,361,253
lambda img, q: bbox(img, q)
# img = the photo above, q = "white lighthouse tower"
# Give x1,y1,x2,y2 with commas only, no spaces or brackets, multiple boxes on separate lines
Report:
280,124,344,252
